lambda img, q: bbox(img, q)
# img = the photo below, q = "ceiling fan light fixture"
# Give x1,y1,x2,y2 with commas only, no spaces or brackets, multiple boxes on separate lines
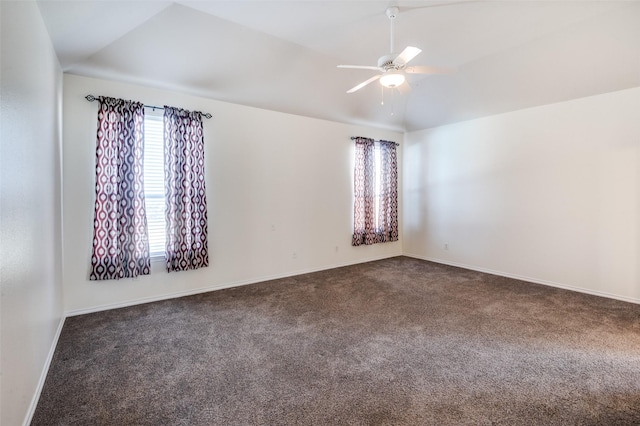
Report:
379,72,405,88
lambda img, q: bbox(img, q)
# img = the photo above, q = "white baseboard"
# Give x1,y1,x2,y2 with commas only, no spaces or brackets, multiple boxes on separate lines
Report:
404,253,640,305
23,315,66,426
65,253,403,317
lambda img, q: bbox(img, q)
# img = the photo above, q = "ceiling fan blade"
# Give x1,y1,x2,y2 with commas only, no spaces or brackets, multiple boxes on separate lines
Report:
337,65,381,71
393,46,421,66
405,65,457,75
347,75,381,94
402,1,478,12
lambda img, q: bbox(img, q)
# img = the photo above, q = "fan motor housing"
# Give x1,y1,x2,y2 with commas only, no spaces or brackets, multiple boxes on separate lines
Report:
378,54,402,71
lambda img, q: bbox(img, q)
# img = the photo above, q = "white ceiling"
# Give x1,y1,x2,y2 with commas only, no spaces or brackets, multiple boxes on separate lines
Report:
37,0,640,132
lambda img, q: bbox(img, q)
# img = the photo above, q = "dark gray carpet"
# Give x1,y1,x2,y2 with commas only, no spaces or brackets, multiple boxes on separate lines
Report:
32,256,640,425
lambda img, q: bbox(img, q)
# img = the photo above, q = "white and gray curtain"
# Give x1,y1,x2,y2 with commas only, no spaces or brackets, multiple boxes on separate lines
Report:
163,106,209,272
89,97,209,280
90,96,150,280
352,137,398,246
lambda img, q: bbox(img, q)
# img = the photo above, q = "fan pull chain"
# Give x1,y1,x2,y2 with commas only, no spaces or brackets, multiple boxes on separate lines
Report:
381,85,385,106
390,89,395,116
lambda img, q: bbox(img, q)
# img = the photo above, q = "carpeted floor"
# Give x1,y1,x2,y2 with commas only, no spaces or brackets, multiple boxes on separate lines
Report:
32,256,640,425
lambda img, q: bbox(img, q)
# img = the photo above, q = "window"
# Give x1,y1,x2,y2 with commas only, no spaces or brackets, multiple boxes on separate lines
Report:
352,137,399,246
143,114,166,257
374,144,383,227
89,96,209,279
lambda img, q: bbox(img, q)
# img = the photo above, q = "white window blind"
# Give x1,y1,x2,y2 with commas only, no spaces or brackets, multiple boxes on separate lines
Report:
374,143,382,227
143,114,166,257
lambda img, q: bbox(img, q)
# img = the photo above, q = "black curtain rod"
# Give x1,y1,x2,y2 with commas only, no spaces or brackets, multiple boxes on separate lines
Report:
85,95,212,119
350,136,399,146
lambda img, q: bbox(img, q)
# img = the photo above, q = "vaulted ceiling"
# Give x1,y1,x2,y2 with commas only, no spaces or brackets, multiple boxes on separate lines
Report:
37,0,640,132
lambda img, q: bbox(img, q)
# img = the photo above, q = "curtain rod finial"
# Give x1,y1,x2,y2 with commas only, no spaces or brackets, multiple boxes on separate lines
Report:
85,95,97,102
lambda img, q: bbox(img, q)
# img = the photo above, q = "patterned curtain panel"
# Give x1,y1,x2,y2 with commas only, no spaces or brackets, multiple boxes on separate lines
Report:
352,137,376,245
163,106,209,272
90,97,150,280
352,138,399,246
376,141,399,243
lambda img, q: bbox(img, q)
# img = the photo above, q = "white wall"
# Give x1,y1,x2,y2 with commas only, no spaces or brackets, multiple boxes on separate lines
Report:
63,74,403,314
403,87,640,302
0,2,64,425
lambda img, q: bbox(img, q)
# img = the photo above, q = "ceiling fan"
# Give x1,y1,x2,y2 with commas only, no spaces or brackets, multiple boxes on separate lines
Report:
338,7,455,94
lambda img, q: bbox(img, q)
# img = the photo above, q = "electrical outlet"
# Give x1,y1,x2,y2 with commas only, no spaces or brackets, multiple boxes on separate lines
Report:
444,243,449,250
292,251,297,259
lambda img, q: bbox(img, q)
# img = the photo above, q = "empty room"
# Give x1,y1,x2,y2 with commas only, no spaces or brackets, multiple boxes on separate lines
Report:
1,0,639,424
